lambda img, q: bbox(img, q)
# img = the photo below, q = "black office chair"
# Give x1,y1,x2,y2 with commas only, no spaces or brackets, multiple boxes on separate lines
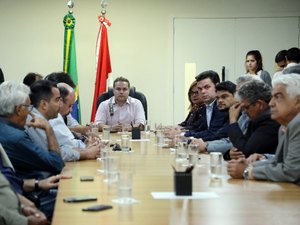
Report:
96,86,148,120
0,68,4,84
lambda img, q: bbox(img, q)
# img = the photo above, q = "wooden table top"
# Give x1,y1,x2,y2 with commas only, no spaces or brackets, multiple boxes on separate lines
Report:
52,133,300,225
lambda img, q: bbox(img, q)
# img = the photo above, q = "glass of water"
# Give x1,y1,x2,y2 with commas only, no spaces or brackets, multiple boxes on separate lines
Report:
112,171,138,204
210,152,222,179
189,143,200,166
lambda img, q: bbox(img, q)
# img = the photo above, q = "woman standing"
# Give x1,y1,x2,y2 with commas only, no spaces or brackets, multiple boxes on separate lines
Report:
245,50,272,86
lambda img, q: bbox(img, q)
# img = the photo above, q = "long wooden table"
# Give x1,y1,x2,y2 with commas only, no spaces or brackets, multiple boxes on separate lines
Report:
52,133,300,225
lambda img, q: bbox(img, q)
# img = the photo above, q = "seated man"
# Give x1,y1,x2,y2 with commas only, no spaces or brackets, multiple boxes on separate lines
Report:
223,80,280,160
191,80,240,152
193,75,263,153
184,70,229,141
45,71,91,136
0,143,68,221
95,76,146,132
0,81,65,179
0,171,48,225
227,74,300,185
26,80,100,162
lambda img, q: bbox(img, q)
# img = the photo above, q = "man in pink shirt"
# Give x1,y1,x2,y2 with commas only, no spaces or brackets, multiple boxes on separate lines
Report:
95,77,145,132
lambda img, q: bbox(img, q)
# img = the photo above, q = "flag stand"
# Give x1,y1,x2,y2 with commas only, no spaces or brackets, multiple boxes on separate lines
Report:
90,0,112,122
63,0,81,123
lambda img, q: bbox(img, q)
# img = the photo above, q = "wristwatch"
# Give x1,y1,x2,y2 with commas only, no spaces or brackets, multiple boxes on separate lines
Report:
34,179,40,191
243,167,249,180
243,165,252,180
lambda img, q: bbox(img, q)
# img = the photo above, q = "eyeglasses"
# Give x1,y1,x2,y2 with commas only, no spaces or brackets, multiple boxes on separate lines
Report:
21,104,33,112
242,103,255,111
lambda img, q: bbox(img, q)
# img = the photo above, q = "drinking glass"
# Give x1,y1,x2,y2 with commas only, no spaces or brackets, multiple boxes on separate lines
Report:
210,152,222,179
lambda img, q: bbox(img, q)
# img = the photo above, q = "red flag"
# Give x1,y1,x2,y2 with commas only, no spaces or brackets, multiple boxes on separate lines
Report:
90,16,112,122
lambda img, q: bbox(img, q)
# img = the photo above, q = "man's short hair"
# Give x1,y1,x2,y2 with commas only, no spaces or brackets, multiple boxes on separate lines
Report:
23,72,43,87
216,81,236,95
273,73,300,99
44,72,76,88
113,77,130,88
195,70,220,85
237,81,272,104
30,80,57,108
286,47,300,63
0,81,30,116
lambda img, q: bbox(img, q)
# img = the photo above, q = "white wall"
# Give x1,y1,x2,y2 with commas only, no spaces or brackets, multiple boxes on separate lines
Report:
0,0,300,125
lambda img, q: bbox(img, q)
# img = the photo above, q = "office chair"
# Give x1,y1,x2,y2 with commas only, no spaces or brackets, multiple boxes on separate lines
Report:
0,68,4,84
96,86,148,120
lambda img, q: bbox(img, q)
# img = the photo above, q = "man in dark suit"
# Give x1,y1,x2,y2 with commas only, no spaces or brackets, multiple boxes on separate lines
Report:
184,70,229,141
227,73,300,185
223,80,280,160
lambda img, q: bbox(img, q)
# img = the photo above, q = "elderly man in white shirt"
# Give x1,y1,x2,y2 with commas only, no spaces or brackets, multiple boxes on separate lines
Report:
95,77,145,132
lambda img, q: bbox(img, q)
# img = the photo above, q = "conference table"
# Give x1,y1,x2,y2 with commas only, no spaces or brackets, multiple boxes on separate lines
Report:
52,133,300,225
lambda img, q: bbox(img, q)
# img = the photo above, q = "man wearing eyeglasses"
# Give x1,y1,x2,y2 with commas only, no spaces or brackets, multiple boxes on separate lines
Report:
0,81,64,178
0,81,65,220
223,80,280,161
228,74,300,185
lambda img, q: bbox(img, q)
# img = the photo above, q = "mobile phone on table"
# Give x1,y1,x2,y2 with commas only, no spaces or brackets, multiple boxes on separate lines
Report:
63,196,97,203
80,176,94,182
82,204,113,212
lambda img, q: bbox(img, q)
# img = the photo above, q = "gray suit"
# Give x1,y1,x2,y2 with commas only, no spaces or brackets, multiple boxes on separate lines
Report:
253,113,300,185
0,172,27,225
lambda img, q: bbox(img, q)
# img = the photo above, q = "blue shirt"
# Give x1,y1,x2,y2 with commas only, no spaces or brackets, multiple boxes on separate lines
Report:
0,118,65,179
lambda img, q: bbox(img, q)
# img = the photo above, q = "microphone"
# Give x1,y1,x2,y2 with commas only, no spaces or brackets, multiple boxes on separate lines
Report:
109,103,114,116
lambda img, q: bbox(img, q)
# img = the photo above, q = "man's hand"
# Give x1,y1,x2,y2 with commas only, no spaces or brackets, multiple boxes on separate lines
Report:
229,102,242,123
190,138,206,153
227,158,248,179
111,123,123,132
85,136,100,146
23,205,48,225
85,142,101,159
26,113,50,130
39,174,72,190
229,147,245,160
247,153,265,164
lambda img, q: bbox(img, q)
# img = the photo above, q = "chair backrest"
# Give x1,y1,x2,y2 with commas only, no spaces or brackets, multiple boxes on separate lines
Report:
96,86,148,120
0,68,4,84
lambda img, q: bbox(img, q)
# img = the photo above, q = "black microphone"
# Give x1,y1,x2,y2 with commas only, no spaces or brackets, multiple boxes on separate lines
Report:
109,103,114,116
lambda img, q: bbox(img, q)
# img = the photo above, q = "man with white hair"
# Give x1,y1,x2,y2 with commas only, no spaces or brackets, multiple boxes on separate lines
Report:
0,81,65,220
227,73,300,185
0,81,64,178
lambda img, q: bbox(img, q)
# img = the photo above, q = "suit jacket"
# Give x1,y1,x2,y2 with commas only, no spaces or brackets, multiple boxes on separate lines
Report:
253,113,300,185
178,106,203,131
184,100,229,141
224,108,280,160
0,172,27,225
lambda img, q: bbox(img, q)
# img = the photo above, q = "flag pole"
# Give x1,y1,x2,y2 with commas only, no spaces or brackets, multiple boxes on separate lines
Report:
90,0,112,122
63,0,82,123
